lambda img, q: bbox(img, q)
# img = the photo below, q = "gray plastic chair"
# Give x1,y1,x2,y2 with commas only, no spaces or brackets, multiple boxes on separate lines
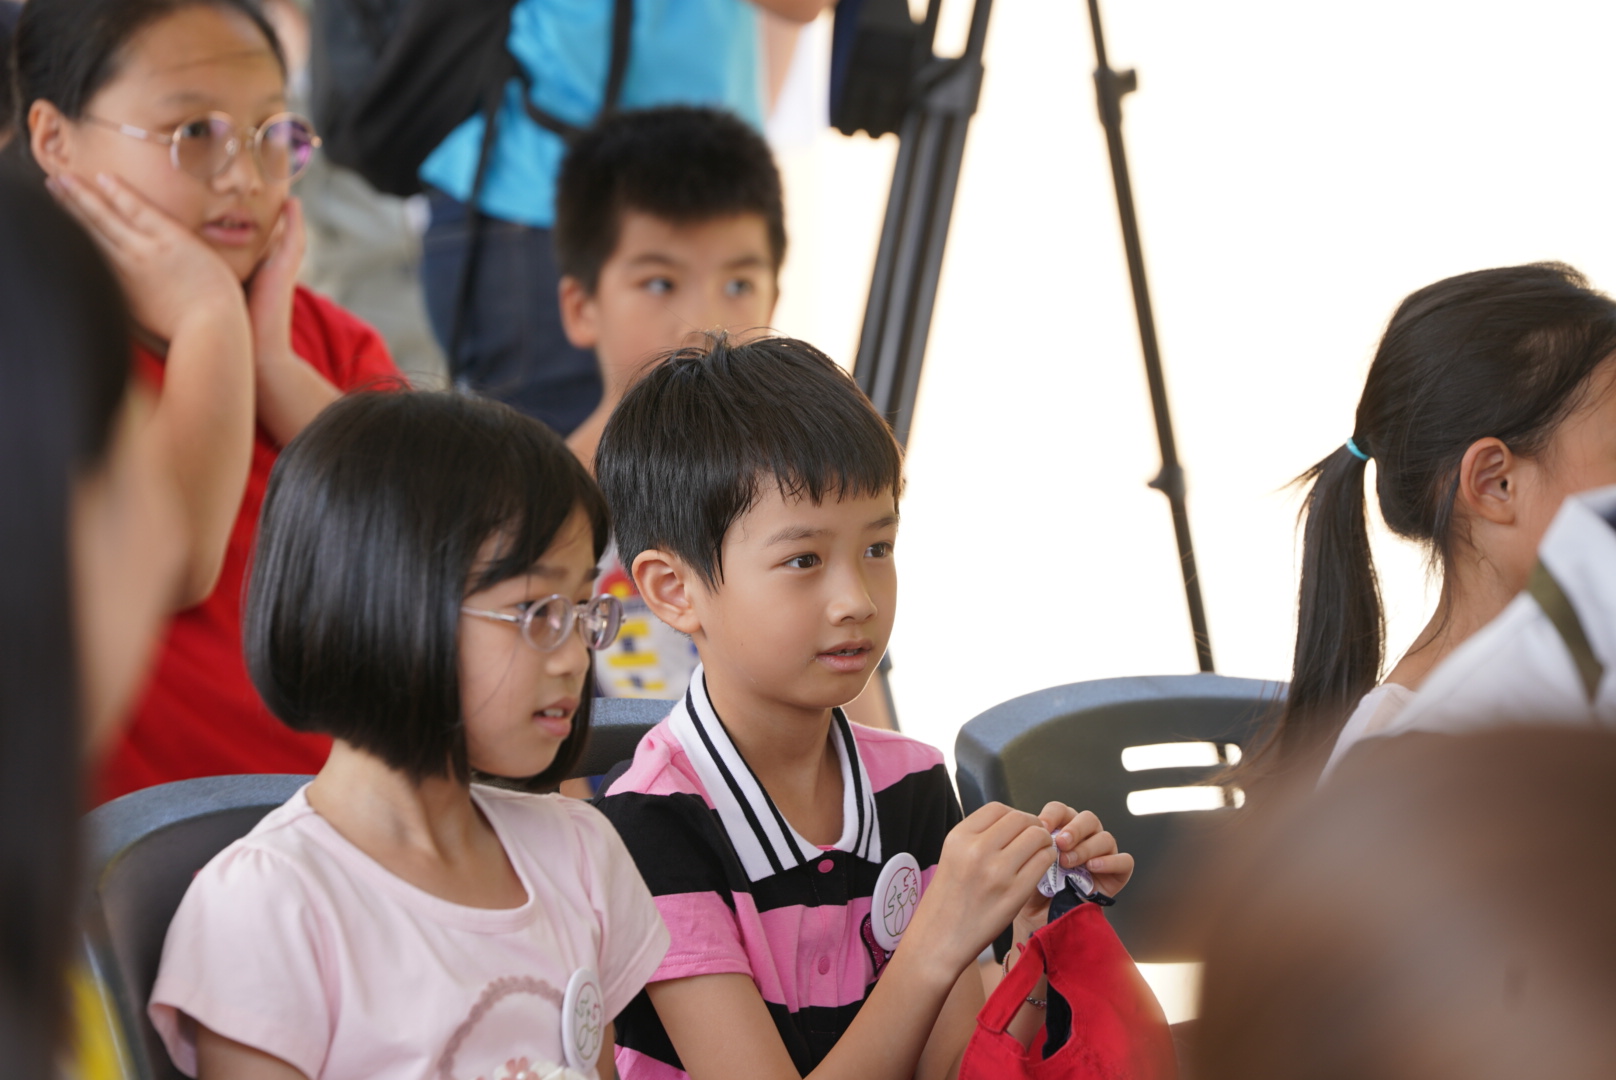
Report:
78,697,674,1079
83,773,311,1080
955,674,1281,963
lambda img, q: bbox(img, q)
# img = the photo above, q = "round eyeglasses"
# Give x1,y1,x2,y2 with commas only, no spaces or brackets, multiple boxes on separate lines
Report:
461,594,624,653
82,111,321,183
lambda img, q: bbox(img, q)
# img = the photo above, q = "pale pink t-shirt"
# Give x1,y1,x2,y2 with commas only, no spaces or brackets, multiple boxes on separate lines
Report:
150,784,669,1080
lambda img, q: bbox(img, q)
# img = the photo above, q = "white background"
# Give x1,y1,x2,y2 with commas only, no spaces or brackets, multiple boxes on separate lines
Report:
766,0,1616,771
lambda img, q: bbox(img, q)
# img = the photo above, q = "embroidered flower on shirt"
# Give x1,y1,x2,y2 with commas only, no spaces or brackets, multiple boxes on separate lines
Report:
475,1058,591,1080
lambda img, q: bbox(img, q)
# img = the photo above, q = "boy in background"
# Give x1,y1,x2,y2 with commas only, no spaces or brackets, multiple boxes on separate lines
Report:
593,336,1133,1079
553,106,891,726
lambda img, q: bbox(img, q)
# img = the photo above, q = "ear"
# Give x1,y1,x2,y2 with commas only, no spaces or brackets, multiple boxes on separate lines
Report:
1456,437,1521,526
29,100,74,177
558,275,600,350
631,548,704,636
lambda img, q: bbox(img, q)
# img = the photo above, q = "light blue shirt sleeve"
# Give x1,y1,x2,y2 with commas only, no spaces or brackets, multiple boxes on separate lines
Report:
419,0,764,230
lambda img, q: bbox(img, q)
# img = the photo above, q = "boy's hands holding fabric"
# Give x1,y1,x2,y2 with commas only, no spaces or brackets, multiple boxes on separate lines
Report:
1014,805,1134,940
903,802,1059,975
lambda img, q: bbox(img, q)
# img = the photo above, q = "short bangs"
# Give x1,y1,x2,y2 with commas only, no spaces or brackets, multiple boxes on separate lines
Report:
245,391,610,786
596,334,904,587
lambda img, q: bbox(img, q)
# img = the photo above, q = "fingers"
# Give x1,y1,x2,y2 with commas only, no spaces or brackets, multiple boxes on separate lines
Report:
48,173,141,252
1088,850,1135,893
1067,828,1117,868
92,172,170,236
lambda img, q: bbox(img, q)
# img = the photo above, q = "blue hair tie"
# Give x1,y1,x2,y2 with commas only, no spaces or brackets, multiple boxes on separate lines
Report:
1345,437,1369,462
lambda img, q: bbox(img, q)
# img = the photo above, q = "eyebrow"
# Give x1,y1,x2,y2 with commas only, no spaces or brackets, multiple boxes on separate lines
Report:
724,254,769,271
625,253,685,270
528,563,601,589
764,514,900,547
155,88,286,109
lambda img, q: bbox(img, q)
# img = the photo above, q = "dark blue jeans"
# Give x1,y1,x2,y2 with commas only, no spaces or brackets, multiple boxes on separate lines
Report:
421,190,602,435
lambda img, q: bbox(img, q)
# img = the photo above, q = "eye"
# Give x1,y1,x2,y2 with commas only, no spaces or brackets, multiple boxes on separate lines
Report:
865,541,894,559
784,553,821,570
176,117,216,140
724,278,755,298
642,277,673,296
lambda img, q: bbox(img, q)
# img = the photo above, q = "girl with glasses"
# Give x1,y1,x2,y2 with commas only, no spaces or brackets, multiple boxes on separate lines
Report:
152,390,665,1080
14,0,403,805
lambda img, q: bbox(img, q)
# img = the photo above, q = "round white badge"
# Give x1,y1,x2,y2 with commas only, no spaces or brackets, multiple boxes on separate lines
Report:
872,852,923,952
562,967,605,1074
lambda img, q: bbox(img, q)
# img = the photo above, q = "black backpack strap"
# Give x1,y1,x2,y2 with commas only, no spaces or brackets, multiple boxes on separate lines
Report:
1527,559,1606,703
450,0,634,369
519,0,634,137
447,54,515,373
603,0,634,111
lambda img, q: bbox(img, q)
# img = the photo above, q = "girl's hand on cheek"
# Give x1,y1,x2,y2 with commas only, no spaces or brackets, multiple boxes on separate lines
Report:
48,172,246,341
246,196,305,371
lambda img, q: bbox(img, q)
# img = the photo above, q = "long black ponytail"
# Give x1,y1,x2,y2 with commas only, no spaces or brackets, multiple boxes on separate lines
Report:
1262,263,1616,774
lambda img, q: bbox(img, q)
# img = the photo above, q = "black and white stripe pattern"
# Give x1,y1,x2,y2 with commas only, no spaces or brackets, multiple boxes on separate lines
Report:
668,665,882,882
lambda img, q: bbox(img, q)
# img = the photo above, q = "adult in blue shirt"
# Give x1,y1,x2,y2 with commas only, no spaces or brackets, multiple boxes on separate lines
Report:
419,0,827,435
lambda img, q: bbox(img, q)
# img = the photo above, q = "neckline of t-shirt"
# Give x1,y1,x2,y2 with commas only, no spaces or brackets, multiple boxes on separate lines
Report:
289,783,542,934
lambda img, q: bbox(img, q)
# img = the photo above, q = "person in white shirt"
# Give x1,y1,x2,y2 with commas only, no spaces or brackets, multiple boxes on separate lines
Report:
1253,263,1616,782
1320,483,1616,778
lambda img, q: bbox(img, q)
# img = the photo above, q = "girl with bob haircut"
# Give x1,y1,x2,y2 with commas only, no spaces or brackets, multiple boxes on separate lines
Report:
1257,262,1616,779
149,391,670,1080
15,0,403,804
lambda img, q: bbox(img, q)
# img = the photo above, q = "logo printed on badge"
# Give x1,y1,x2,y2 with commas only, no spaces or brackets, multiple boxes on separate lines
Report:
561,968,604,1072
871,852,922,952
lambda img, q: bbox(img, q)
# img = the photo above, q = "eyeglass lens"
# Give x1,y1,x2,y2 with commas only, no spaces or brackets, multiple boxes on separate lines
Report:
522,596,623,652
173,115,317,182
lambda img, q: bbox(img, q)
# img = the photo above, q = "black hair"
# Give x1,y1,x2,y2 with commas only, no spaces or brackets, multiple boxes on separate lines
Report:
0,173,131,1078
13,0,285,140
0,2,22,146
596,334,904,588
553,105,786,293
245,391,611,788
1262,263,1616,773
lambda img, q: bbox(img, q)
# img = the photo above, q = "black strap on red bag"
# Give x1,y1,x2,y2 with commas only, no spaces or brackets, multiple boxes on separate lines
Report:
959,885,1178,1080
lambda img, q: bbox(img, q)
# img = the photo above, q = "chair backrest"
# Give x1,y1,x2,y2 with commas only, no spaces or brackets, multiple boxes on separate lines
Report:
576,696,673,778
955,674,1281,963
82,774,312,1080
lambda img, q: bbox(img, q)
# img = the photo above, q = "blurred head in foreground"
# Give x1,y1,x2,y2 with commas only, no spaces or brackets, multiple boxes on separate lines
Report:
1191,728,1616,1080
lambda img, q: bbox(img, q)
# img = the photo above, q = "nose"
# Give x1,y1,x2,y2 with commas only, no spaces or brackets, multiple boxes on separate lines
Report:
213,135,265,196
826,562,878,626
544,621,592,681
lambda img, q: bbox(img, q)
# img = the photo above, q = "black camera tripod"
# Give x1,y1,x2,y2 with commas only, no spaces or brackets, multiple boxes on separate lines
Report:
835,0,1216,697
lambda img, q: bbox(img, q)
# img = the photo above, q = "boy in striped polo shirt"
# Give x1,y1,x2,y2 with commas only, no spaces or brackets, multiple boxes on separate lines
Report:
594,335,1135,1080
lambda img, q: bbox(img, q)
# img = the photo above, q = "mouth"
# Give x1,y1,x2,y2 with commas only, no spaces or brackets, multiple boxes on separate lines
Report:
532,698,578,738
815,641,874,674
201,211,260,247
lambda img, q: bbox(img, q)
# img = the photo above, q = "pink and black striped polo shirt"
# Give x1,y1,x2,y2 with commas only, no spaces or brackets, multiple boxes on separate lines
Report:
595,666,962,1078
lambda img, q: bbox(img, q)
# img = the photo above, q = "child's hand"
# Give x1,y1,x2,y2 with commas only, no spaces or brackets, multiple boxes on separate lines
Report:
48,172,246,342
902,802,1056,977
246,196,306,371
1013,804,1135,939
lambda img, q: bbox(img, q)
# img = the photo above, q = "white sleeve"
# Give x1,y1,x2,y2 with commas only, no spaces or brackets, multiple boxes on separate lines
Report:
148,842,333,1079
565,801,670,1020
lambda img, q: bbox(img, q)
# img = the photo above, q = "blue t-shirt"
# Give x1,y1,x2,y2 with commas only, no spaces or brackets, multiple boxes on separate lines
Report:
419,0,764,229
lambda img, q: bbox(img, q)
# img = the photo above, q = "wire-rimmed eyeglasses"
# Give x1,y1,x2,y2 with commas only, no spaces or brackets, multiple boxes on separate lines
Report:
82,111,321,182
461,594,624,653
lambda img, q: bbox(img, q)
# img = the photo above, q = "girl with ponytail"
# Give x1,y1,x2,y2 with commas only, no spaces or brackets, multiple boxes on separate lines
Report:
1262,262,1616,780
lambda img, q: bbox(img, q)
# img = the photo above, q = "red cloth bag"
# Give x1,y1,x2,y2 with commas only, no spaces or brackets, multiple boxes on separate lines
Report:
958,903,1178,1080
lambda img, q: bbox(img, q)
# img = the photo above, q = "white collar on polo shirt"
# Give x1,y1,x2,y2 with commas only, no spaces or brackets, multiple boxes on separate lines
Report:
668,664,882,883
